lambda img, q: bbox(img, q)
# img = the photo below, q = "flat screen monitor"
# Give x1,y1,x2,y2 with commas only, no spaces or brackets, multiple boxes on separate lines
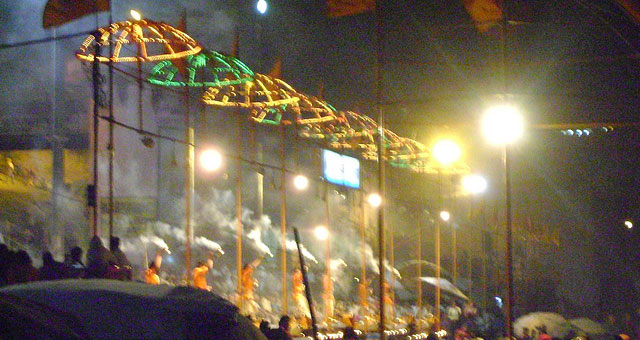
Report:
322,149,360,189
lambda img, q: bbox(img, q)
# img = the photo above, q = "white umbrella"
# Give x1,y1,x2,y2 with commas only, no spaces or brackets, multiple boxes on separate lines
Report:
419,277,469,300
570,318,606,335
514,312,571,338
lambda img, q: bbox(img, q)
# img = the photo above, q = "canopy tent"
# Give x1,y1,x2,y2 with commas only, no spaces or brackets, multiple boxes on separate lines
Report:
1,279,266,340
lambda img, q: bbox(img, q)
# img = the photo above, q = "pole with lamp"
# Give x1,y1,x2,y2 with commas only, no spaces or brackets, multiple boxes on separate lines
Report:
432,139,462,329
461,174,488,298
481,104,523,339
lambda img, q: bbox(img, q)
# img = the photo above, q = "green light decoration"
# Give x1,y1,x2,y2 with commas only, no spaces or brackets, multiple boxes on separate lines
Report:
148,50,254,87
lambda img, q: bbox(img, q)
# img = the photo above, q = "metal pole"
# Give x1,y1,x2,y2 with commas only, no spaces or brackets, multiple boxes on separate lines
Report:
108,12,114,244
361,193,367,309
452,224,457,284
293,228,319,340
236,116,244,309
435,171,442,330
280,126,288,314
375,0,386,337
185,127,194,285
91,32,101,237
324,181,331,324
417,220,422,319
504,145,514,339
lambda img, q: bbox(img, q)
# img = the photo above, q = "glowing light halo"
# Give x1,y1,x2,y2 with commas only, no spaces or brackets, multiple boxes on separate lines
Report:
76,19,201,63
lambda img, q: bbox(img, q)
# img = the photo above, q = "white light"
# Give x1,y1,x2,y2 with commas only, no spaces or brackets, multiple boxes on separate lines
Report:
462,174,488,194
130,10,142,21
367,193,382,208
440,211,450,222
583,129,590,136
576,129,583,137
482,104,524,145
625,220,633,229
432,139,462,166
314,226,329,241
200,149,223,172
257,0,268,14
293,174,309,191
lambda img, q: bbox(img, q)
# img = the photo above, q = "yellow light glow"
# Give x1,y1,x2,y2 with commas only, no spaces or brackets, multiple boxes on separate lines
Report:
200,149,223,172
625,220,633,229
462,174,488,194
130,10,142,21
432,139,462,166
482,104,524,145
367,193,382,208
314,226,329,241
440,211,450,222
293,174,309,191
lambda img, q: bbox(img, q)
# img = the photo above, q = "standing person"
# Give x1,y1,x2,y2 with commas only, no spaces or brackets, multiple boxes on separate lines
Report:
240,255,264,316
110,237,132,280
323,270,335,323
144,250,163,285
65,246,85,278
447,300,462,335
86,235,117,279
6,250,39,284
39,251,65,281
292,268,310,329
193,256,213,290
268,315,293,340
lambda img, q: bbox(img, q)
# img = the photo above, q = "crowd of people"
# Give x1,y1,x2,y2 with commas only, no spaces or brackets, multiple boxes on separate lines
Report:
0,235,134,286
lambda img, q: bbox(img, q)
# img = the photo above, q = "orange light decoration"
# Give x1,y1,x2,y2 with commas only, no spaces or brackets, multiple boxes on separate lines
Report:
76,19,201,63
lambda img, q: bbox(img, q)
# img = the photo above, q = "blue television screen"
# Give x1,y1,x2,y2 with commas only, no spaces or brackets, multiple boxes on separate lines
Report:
322,149,360,189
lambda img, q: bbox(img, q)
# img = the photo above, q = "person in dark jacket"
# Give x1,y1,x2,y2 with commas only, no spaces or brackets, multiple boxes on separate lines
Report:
39,251,65,281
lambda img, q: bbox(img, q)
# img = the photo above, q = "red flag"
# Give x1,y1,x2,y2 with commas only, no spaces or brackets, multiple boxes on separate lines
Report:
462,0,502,32
43,0,110,28
327,0,374,18
268,57,282,79
171,12,189,78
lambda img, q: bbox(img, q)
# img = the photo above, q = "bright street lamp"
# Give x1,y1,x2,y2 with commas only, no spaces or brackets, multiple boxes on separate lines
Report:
367,193,382,208
462,174,488,194
432,139,462,166
200,149,223,172
314,225,329,241
481,104,524,145
482,103,523,340
293,174,309,191
625,220,633,229
440,210,450,222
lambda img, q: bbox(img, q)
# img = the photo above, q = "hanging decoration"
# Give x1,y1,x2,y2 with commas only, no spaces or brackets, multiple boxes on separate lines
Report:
118,16,468,173
76,18,201,63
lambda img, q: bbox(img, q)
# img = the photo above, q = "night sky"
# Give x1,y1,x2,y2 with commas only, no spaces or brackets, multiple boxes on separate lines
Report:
1,0,639,325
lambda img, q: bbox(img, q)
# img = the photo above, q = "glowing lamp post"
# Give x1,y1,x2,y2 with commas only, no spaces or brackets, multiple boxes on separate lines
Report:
432,138,461,328
462,174,488,195
367,193,383,208
293,174,309,191
440,211,451,222
625,220,633,229
481,104,523,339
200,149,223,172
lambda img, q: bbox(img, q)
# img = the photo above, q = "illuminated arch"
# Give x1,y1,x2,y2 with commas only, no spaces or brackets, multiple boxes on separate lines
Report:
76,19,201,63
